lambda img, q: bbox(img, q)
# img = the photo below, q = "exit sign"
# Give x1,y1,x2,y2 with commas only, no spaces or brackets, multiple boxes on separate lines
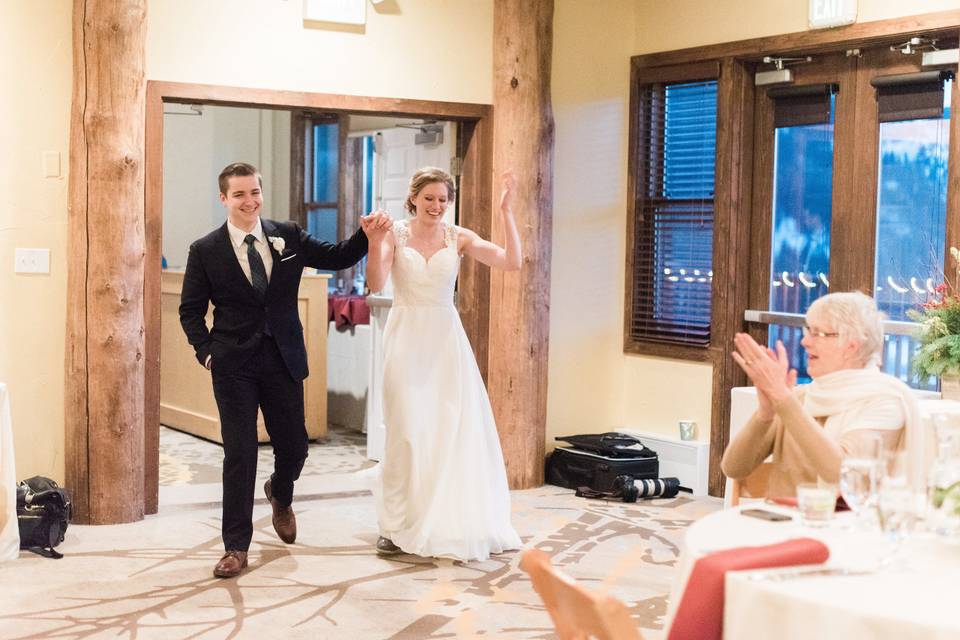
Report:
809,0,857,29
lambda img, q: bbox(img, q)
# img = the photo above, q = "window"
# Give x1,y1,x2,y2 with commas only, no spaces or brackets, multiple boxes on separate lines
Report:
292,114,375,291
767,86,837,381
873,73,952,388
627,76,718,352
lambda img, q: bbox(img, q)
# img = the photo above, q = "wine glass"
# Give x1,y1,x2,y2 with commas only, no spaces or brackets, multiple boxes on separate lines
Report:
877,451,915,568
839,433,883,529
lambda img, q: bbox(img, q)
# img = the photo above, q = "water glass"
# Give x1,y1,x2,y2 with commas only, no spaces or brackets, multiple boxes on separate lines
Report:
839,433,883,527
839,456,878,514
797,482,836,527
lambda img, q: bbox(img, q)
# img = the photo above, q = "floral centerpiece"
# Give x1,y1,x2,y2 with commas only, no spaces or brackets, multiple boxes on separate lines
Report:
909,247,960,383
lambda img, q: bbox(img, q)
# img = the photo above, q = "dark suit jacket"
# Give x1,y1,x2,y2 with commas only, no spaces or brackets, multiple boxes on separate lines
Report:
179,218,367,381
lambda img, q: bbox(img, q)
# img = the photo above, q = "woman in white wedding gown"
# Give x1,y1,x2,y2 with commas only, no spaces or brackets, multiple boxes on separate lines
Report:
363,167,523,562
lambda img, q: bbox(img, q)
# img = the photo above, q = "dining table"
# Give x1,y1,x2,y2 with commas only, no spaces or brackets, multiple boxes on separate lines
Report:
665,503,960,639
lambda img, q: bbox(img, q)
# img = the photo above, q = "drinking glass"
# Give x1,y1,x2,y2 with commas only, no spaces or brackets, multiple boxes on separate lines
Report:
797,482,836,527
877,452,915,567
839,433,883,528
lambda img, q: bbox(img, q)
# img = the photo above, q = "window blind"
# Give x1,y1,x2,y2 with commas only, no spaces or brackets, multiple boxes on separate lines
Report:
630,80,717,347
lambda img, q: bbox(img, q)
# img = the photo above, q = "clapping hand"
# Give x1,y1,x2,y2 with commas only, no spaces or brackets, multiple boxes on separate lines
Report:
360,210,393,241
732,332,797,419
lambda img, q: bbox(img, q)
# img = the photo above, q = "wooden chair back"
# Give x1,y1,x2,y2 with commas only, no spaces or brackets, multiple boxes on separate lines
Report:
520,548,643,640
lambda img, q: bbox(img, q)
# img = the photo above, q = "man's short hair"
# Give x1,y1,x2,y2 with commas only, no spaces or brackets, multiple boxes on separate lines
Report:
218,162,262,195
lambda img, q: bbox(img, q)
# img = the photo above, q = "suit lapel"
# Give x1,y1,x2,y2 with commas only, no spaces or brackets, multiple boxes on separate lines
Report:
261,219,284,297
215,223,259,299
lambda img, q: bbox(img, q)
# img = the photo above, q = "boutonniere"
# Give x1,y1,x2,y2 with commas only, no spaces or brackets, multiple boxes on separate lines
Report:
268,236,285,254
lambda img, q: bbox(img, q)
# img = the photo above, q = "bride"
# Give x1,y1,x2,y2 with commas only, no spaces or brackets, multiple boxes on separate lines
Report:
363,167,523,561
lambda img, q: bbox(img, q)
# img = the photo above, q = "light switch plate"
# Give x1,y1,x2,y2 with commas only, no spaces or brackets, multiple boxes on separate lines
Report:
42,151,61,178
14,248,50,274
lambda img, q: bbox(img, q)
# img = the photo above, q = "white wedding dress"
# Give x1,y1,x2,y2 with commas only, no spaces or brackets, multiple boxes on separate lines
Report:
375,220,521,561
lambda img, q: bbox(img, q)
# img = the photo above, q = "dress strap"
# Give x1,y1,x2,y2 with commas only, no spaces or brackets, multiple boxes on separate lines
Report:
444,223,457,248
394,219,410,247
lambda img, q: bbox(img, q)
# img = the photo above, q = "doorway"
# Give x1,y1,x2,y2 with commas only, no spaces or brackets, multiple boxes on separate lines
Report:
144,81,494,514
743,38,957,389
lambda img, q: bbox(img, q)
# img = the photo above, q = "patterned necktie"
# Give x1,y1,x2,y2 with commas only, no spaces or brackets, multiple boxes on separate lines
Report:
244,234,268,299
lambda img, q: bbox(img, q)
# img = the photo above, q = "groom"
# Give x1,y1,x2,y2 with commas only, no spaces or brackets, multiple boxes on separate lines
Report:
179,162,386,578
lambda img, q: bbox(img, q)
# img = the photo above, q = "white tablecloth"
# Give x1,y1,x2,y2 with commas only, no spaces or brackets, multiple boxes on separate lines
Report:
666,506,960,640
0,383,18,561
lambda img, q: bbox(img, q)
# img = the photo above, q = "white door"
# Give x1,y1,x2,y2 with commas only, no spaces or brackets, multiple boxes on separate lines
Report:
365,122,455,461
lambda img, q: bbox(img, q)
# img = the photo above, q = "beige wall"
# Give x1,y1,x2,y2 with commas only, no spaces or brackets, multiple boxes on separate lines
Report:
146,0,493,104
0,3,72,482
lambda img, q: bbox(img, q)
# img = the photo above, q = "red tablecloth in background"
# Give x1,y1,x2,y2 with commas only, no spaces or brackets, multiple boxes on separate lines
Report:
328,294,370,329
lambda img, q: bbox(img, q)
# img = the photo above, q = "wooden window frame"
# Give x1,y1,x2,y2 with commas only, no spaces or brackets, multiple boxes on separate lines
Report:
625,61,722,361
628,10,960,496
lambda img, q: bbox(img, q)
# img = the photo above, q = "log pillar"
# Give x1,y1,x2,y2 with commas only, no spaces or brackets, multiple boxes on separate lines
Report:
65,0,147,524
490,0,554,489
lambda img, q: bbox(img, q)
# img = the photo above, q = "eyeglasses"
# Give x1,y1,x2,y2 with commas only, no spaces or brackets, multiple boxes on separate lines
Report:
802,324,840,339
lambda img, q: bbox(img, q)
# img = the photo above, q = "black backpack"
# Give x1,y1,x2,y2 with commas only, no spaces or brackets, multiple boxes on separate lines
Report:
16,476,71,559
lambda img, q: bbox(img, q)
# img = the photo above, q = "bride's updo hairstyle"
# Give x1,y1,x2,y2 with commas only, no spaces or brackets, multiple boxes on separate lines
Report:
806,291,885,368
405,166,457,216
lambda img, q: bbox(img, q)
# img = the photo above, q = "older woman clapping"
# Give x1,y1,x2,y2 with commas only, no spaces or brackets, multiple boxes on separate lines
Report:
721,291,920,497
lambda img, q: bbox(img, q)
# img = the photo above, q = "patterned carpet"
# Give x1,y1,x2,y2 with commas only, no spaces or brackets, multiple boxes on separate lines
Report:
0,427,719,639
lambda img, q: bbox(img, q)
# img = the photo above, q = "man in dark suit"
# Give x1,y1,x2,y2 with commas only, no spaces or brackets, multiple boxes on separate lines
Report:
179,162,389,578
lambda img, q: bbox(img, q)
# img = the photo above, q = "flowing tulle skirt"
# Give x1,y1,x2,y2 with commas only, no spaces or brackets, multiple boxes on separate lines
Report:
375,304,521,561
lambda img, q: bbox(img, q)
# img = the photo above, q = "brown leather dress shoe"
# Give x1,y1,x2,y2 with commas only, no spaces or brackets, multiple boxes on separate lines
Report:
213,550,248,578
264,479,297,544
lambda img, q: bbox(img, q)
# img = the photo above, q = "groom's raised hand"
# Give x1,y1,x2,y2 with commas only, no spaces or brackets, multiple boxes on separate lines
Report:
360,210,393,243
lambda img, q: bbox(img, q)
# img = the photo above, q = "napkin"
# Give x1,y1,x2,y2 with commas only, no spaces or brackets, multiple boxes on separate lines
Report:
667,537,830,640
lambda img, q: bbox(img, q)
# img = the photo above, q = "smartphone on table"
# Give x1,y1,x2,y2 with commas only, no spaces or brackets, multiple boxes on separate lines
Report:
741,508,792,522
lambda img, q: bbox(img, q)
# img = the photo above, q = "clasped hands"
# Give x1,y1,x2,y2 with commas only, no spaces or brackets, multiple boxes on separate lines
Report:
732,332,798,418
360,211,392,241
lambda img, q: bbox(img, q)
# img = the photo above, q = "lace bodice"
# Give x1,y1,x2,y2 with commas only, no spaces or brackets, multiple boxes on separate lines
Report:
391,220,460,307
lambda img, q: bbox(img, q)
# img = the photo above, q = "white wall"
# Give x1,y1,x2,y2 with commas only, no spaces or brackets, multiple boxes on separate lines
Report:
162,106,291,269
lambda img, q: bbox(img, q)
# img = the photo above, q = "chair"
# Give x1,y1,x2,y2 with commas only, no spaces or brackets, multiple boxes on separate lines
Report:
727,461,773,507
520,548,643,640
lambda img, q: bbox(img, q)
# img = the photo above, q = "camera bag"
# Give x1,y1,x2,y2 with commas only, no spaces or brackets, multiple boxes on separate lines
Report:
16,476,71,559
546,446,658,493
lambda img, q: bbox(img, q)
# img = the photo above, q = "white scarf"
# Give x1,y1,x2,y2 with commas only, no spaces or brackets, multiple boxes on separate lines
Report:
801,367,924,490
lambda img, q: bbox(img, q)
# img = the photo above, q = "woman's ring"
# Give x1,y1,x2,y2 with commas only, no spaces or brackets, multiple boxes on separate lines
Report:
744,359,753,365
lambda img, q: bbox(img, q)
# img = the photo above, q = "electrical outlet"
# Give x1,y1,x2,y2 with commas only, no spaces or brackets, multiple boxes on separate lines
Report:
14,248,50,274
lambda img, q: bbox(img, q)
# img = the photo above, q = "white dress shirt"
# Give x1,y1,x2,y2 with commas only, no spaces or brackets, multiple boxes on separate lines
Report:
226,217,274,285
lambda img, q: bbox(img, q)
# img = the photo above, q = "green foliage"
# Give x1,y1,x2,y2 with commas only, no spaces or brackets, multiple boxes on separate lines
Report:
910,283,960,378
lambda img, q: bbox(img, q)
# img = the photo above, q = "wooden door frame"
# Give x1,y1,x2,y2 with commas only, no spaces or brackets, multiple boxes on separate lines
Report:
144,81,493,513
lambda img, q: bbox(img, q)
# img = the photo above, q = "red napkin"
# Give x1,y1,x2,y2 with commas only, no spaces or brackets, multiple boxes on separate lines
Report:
328,295,370,329
667,537,830,640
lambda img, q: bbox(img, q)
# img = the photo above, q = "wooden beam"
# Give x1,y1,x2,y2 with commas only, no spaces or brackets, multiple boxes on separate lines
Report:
634,10,960,68
490,0,553,489
709,58,754,496
66,0,147,524
456,119,493,380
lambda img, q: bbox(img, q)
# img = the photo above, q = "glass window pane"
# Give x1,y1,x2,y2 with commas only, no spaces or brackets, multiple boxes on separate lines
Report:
307,207,338,245
312,123,338,203
768,94,836,380
874,79,950,388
